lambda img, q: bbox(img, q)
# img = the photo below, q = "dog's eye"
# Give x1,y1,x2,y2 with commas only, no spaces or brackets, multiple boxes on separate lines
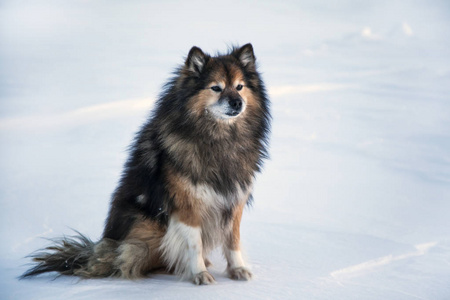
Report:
236,84,244,91
211,86,222,92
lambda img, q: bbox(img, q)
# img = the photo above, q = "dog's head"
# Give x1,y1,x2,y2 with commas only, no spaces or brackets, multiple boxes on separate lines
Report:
180,44,260,122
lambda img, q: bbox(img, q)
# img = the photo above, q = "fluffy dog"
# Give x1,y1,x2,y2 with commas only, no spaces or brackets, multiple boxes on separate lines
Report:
21,44,270,285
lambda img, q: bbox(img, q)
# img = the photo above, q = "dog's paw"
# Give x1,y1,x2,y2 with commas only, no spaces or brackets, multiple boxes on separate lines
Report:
228,267,253,281
193,271,216,285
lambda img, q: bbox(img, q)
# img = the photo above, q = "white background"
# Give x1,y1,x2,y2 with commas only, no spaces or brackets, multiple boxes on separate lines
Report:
1,1,449,299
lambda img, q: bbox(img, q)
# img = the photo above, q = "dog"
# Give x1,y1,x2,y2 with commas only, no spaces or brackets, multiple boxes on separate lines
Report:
21,43,270,285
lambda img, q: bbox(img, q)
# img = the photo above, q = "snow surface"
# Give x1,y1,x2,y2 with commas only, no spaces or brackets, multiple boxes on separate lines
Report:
1,1,450,299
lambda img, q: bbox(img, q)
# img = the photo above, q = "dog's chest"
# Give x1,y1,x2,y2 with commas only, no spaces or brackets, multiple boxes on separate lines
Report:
188,182,249,250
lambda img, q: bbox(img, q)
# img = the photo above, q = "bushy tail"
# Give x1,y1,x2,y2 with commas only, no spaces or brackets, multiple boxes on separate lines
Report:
20,232,120,279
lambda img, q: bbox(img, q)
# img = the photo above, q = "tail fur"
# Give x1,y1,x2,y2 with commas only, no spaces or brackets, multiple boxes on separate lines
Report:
20,232,120,279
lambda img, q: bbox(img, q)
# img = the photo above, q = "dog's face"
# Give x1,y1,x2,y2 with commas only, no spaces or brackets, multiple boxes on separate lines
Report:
181,44,259,122
203,70,247,120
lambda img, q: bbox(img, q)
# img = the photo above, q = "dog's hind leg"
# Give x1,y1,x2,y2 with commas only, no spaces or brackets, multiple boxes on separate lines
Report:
114,218,166,279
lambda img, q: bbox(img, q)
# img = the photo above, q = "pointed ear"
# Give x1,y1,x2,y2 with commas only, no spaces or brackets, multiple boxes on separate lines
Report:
234,43,256,69
185,46,206,75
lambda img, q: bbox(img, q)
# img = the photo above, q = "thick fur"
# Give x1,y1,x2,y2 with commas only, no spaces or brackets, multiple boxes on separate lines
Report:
21,44,270,284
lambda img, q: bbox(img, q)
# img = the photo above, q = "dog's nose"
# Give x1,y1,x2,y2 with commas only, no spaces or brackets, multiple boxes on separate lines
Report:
229,98,243,110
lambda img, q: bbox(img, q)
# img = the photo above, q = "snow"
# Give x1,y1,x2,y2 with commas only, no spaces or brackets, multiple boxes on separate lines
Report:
1,1,450,299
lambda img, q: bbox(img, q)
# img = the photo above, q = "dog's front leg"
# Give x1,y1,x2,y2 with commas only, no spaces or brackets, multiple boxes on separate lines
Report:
160,213,215,285
223,201,253,280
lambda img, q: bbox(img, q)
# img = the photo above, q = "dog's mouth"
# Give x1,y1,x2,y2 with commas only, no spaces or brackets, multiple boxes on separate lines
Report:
223,105,246,119
207,99,246,121
226,110,241,117
207,107,245,120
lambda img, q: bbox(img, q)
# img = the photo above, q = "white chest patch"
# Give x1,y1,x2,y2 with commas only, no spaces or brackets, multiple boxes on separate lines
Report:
186,181,253,251
190,182,251,208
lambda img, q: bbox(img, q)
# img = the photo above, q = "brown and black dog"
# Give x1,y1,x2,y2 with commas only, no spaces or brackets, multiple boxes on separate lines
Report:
21,44,270,285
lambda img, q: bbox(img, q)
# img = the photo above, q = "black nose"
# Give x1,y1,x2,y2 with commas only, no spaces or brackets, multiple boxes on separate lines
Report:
229,98,243,110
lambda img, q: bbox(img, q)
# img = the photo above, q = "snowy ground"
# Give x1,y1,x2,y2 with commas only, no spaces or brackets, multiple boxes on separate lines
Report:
1,1,450,299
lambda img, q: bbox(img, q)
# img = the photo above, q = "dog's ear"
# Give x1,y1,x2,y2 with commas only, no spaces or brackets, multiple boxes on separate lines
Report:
234,43,256,69
185,46,206,76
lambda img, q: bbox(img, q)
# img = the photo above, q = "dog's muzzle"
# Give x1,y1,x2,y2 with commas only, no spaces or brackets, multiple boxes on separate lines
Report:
227,98,243,116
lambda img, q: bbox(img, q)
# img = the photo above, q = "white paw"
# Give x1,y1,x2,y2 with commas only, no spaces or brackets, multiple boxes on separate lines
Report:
228,266,253,281
193,271,216,285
